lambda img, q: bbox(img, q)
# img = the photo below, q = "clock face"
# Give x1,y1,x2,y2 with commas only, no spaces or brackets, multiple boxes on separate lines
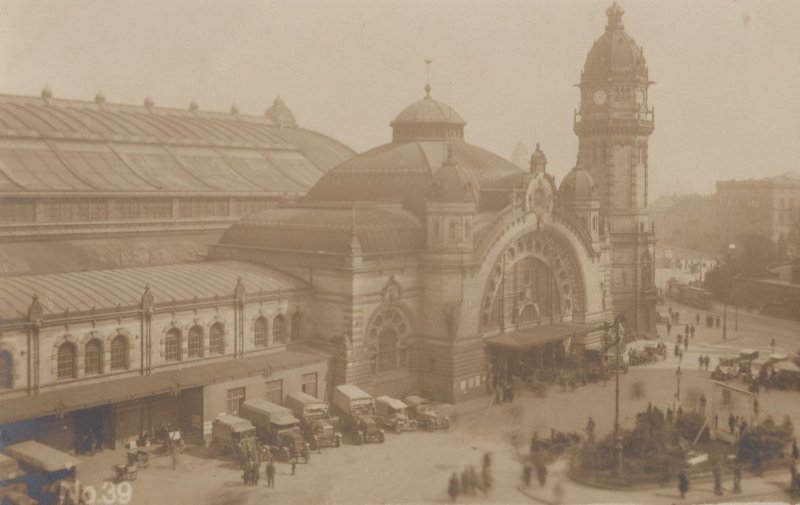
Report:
635,89,645,105
592,89,607,106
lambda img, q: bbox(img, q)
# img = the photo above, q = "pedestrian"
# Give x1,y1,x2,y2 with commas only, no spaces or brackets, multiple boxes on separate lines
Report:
667,407,674,425
678,348,683,363
677,406,684,419
522,464,532,488
728,413,736,433
242,460,250,485
506,381,515,403
468,466,479,495
448,472,459,503
684,337,688,352
171,446,178,470
698,355,704,370
667,321,672,335
678,468,689,499
674,343,680,358
494,386,502,405
705,355,711,371
253,459,260,485
739,419,748,438
792,438,799,462
690,325,695,338
685,324,689,336
754,397,759,420
460,468,470,495
733,462,742,493
586,417,596,443
266,461,275,488
699,393,707,413
291,457,297,475
696,313,700,324
713,462,723,496
535,460,547,487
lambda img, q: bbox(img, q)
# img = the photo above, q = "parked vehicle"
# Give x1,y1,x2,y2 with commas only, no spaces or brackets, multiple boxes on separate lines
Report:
285,391,342,450
331,385,385,444
211,414,259,460
585,348,628,380
375,396,416,433
4,441,81,505
404,395,451,430
0,453,35,505
712,354,741,381
666,279,712,309
769,361,800,390
239,399,309,463
627,340,665,365
113,462,138,482
126,447,150,468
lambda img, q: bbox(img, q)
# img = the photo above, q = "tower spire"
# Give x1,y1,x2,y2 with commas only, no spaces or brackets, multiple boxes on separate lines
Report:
424,58,433,98
606,2,625,30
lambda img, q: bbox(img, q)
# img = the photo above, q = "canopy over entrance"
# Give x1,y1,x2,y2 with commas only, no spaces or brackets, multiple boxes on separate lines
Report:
485,322,594,351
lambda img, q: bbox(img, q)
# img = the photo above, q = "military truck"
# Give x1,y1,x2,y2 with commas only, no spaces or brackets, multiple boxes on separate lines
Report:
331,385,385,444
404,395,451,430
375,396,416,433
285,391,342,449
238,399,309,462
210,414,258,460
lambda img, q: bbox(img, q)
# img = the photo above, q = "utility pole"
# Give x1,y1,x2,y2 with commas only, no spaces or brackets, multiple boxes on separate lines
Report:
606,314,626,476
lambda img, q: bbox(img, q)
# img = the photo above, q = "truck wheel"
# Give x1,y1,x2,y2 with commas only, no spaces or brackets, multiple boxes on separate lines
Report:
394,424,402,434
377,431,385,444
426,422,435,432
409,420,418,432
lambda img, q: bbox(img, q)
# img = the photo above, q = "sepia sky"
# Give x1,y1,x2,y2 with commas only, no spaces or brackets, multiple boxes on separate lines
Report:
1,0,798,198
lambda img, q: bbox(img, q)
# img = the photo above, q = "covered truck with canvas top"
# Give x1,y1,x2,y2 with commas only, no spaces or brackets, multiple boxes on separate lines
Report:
285,391,342,449
238,399,309,462
331,385,385,444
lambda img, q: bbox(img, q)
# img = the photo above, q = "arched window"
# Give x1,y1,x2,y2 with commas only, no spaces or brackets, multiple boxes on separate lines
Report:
110,335,128,370
209,323,224,354
165,329,181,362
291,313,302,341
273,315,286,344
378,327,398,372
254,317,268,347
0,351,12,389
368,307,410,374
187,326,203,358
592,215,598,232
449,221,457,240
57,343,76,379
84,339,103,375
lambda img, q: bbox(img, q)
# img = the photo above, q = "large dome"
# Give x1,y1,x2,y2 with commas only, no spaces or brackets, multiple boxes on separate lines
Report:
305,87,521,213
559,168,598,201
582,3,648,83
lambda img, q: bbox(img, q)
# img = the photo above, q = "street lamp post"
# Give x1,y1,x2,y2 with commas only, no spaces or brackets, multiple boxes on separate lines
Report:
604,314,626,476
675,366,682,406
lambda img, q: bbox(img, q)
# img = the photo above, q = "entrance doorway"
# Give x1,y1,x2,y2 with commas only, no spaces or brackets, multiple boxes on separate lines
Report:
73,405,113,455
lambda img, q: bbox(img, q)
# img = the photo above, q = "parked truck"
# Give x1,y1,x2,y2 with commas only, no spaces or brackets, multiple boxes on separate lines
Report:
375,396,416,433
285,391,342,449
210,414,258,460
238,399,309,462
331,385,385,444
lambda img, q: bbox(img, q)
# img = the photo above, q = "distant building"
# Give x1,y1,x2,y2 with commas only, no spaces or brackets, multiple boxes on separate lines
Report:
652,194,715,254
715,171,800,258
511,141,530,170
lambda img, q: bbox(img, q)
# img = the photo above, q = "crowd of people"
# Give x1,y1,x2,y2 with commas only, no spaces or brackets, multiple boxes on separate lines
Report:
447,452,493,502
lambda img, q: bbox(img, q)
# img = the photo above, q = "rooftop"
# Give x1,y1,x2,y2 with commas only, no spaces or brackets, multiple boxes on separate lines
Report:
0,260,310,321
0,92,355,195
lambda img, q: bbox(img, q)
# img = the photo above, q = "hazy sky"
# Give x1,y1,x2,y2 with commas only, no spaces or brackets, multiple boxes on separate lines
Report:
1,0,798,198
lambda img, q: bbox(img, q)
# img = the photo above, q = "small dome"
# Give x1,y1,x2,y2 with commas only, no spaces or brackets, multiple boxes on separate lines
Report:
391,85,466,142
41,86,53,100
265,96,297,127
582,3,648,82
94,91,106,105
559,168,598,201
189,100,199,111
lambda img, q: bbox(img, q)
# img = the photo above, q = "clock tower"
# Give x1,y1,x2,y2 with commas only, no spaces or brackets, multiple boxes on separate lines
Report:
574,2,657,335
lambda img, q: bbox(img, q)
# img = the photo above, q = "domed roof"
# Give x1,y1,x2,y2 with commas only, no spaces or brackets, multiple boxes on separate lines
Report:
390,85,466,142
559,168,598,201
582,3,648,83
265,96,297,127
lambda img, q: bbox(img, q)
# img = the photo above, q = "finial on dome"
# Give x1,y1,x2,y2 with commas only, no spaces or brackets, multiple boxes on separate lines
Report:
530,143,547,175
606,2,625,30
41,86,53,100
424,83,432,98
95,91,106,105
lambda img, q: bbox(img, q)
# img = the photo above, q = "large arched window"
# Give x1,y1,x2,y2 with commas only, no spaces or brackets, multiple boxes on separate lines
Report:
165,329,181,362
110,335,128,371
84,339,103,375
368,307,410,374
57,343,77,380
0,351,12,389
291,313,302,342
187,325,203,358
254,317,268,347
209,323,224,354
273,315,286,344
486,256,559,331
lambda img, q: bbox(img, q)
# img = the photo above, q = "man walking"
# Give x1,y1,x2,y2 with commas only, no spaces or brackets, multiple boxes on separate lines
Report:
713,462,723,496
733,461,742,493
678,468,689,499
266,461,275,488
448,472,460,502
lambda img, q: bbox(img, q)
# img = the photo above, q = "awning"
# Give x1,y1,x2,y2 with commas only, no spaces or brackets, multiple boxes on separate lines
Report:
0,345,329,425
485,322,594,351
